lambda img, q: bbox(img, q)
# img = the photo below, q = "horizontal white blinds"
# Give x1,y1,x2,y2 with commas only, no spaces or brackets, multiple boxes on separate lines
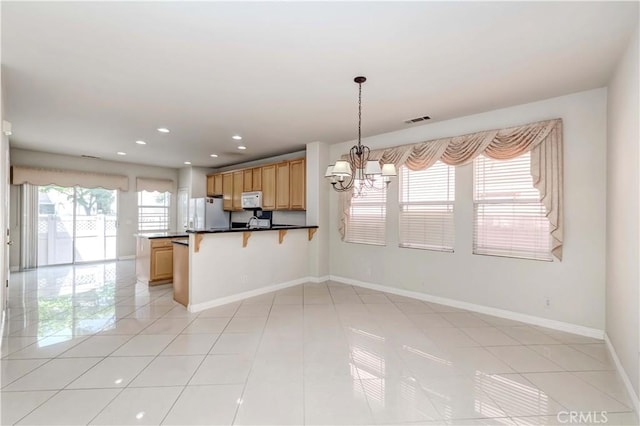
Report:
12,166,129,191
138,191,170,232
345,182,386,246
136,177,175,193
473,153,551,261
399,162,455,251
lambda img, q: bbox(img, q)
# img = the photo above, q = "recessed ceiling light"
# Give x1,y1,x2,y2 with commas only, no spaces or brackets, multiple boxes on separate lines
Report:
135,140,146,145
232,135,242,140
184,161,191,165
117,151,126,156
157,127,170,133
210,154,218,158
237,146,247,150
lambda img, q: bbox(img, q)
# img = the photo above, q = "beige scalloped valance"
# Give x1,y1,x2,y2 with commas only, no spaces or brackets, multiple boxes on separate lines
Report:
11,166,129,191
339,118,564,260
136,177,175,193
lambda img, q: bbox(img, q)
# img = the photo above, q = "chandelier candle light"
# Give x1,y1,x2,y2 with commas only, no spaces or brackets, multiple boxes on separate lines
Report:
325,76,396,194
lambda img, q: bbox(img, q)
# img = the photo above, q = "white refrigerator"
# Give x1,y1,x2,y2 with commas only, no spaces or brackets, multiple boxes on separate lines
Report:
188,197,230,230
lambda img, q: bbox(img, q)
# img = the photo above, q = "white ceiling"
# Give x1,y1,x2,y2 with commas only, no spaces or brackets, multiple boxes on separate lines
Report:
2,1,638,169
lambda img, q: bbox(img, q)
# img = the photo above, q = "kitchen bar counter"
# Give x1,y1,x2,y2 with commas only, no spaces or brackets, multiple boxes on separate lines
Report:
187,226,319,312
186,225,318,234
134,232,189,239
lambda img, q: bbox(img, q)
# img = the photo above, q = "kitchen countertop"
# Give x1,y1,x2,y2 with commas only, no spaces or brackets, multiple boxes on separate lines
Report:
134,232,189,239
186,225,318,234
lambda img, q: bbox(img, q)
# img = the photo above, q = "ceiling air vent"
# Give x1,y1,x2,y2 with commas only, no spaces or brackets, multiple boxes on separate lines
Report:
404,115,431,124
81,154,101,159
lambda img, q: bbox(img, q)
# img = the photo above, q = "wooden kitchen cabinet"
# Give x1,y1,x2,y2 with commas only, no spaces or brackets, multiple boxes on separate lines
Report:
206,175,215,196
213,174,223,195
289,158,306,210
151,246,173,281
232,171,244,210
252,167,262,190
276,162,290,210
136,236,187,286
207,174,224,197
207,157,305,212
261,165,276,211
243,169,253,192
222,172,233,211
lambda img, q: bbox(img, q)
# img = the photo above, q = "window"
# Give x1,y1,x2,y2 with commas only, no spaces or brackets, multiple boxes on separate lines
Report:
473,152,551,261
138,191,170,232
399,162,455,251
345,182,387,246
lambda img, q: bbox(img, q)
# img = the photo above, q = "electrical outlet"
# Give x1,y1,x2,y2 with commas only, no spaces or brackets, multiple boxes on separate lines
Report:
545,297,551,309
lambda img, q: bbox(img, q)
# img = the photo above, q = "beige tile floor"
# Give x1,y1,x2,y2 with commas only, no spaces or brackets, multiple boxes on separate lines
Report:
0,261,637,425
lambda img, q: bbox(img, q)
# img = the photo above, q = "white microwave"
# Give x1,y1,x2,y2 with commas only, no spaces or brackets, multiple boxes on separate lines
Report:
241,191,263,209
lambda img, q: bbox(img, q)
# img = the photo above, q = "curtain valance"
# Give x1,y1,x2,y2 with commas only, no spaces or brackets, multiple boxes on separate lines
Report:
11,166,129,191
339,118,563,260
136,177,175,193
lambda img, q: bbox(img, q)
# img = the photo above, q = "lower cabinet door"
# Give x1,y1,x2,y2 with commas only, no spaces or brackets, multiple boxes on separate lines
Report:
151,247,173,281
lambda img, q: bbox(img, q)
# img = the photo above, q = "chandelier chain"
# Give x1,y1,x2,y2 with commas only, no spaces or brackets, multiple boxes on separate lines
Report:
357,80,362,150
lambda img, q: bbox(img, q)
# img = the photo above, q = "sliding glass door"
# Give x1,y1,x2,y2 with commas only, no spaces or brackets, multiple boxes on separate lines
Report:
37,185,118,266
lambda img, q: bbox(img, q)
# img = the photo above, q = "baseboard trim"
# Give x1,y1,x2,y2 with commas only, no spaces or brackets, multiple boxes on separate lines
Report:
309,275,330,283
188,276,313,313
118,255,135,261
604,334,640,415
329,275,604,340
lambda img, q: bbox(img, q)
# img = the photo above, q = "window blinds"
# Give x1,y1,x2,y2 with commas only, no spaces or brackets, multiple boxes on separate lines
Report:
345,182,387,246
399,162,455,251
138,191,170,232
473,153,552,261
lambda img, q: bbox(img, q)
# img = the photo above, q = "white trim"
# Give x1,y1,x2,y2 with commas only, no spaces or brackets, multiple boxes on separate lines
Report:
118,255,135,261
330,275,604,339
188,276,312,313
604,334,640,415
309,275,330,283
9,266,19,272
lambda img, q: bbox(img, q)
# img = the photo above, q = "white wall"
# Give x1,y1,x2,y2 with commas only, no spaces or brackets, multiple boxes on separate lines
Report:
329,88,607,331
9,149,179,262
306,141,330,278
606,26,639,398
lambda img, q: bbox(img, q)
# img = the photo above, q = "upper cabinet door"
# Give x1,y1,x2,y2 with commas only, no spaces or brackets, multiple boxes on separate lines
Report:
222,173,233,211
276,162,290,210
213,174,223,196
206,176,215,197
289,158,306,210
207,174,223,197
261,165,276,211
252,167,262,191
232,171,244,211
243,169,253,192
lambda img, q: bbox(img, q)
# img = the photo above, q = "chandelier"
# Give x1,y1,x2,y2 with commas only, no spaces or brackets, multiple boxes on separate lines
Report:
325,76,396,194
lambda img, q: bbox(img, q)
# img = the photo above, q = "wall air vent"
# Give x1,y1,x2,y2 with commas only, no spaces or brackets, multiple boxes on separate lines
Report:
81,155,101,159
404,115,431,124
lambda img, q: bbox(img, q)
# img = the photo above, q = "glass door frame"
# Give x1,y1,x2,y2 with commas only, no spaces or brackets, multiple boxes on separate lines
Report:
37,185,119,266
